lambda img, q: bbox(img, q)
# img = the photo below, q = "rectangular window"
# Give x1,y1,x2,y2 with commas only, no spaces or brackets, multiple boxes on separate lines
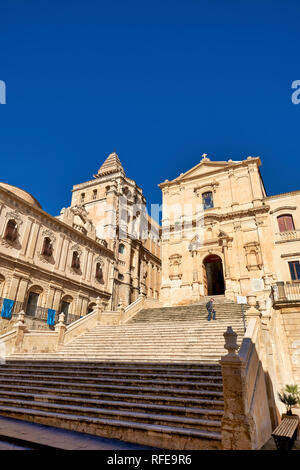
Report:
278,215,295,232
202,191,214,210
288,261,300,281
93,189,97,200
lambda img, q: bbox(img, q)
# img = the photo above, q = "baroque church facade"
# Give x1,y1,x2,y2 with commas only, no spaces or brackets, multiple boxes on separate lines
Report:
159,154,300,307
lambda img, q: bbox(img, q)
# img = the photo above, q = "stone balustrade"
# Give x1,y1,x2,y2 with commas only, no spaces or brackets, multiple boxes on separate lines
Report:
220,318,272,450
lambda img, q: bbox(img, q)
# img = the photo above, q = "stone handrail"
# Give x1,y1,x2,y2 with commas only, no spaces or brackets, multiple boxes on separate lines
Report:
121,295,160,324
0,303,103,355
220,318,272,450
0,329,17,358
0,295,161,356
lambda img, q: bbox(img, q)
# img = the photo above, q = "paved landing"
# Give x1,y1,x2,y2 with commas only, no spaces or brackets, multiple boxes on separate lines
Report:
0,415,157,450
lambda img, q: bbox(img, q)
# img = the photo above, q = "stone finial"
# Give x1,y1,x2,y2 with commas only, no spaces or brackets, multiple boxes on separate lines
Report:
224,326,239,356
58,312,65,325
15,310,25,327
117,298,125,312
247,294,257,307
245,294,260,320
96,296,102,309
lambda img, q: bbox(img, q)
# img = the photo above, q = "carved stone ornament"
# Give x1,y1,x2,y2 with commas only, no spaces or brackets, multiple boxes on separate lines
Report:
5,211,23,226
194,180,219,197
71,244,82,256
244,241,263,271
71,205,89,218
42,229,56,244
169,254,182,280
95,256,104,267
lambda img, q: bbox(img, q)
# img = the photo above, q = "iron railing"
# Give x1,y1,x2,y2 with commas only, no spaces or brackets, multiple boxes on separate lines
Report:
0,297,24,316
0,297,81,326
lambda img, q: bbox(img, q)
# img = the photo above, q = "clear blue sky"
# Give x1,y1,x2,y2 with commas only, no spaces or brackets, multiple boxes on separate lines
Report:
0,0,300,217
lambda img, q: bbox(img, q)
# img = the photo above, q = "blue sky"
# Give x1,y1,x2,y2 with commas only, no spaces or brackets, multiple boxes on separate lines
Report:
0,0,300,218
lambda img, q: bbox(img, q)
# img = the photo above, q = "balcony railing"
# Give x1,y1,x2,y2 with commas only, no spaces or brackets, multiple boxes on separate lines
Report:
0,297,81,325
273,281,300,302
275,230,300,243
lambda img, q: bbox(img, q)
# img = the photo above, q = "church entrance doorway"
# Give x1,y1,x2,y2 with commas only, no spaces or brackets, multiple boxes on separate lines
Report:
203,255,225,296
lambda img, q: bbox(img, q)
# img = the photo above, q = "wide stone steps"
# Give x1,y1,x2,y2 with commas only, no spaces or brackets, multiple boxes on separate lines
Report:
1,301,246,448
129,303,245,324
0,406,221,449
0,361,224,448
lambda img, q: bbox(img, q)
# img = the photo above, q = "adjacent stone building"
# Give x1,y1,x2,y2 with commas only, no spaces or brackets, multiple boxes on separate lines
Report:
0,152,161,330
70,152,161,309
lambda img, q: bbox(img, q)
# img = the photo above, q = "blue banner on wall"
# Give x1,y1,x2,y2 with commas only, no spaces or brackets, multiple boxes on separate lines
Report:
47,309,56,326
1,299,14,319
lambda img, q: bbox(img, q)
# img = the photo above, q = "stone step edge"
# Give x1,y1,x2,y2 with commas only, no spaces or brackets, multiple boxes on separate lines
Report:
0,379,224,396
0,369,223,380
0,384,225,405
0,375,223,389
0,397,222,428
0,406,222,441
0,391,224,415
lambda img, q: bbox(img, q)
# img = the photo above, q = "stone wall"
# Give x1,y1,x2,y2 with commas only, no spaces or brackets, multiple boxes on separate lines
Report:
278,304,300,385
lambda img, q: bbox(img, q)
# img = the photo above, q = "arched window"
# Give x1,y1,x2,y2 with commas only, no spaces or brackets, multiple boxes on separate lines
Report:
41,237,53,257
4,219,18,241
277,215,295,232
71,251,80,269
95,263,103,282
202,191,214,210
119,243,125,254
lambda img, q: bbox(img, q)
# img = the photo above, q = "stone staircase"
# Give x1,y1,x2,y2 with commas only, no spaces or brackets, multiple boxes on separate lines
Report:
0,299,246,449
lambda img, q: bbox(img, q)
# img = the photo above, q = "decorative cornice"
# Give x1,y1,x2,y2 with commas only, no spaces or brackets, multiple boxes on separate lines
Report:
0,186,114,258
269,206,297,214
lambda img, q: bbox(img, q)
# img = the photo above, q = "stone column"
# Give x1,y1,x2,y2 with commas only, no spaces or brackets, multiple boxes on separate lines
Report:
59,237,70,272
8,276,20,301
139,255,147,296
55,313,67,349
20,217,34,256
27,221,41,260
220,327,256,450
15,277,30,304
54,234,64,270
53,288,63,313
